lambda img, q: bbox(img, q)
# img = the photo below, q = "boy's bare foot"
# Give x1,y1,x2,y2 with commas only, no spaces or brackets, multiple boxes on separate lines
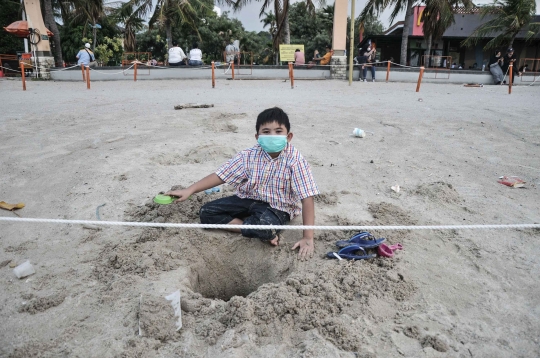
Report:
269,235,280,246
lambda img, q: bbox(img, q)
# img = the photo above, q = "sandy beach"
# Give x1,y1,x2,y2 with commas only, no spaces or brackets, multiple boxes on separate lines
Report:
1,78,539,357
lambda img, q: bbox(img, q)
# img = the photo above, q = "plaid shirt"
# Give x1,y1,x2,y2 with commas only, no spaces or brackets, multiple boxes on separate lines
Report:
216,144,319,218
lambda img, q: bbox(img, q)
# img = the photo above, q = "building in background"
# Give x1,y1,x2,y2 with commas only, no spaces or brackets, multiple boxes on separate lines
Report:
370,6,540,69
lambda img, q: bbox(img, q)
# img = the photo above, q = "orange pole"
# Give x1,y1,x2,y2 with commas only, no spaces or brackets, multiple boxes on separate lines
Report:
134,62,138,82
288,62,291,81
20,62,26,91
86,66,90,89
386,60,391,82
508,65,513,94
290,63,294,89
81,64,85,81
211,61,215,88
231,61,235,80
416,66,425,92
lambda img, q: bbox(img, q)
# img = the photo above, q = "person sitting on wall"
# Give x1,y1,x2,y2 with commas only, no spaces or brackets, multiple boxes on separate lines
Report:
488,50,505,85
76,43,96,67
294,49,305,66
500,48,519,84
357,44,376,82
188,43,204,66
168,41,187,66
307,45,333,69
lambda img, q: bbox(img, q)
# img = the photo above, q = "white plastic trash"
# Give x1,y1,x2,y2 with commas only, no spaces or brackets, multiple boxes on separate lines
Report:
13,260,35,279
352,128,366,138
165,290,182,331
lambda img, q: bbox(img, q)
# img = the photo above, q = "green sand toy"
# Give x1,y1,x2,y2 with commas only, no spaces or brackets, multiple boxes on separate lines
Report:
153,194,177,205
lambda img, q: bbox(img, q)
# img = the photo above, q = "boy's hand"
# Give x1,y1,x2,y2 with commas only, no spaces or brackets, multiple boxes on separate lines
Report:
165,189,192,203
292,237,314,261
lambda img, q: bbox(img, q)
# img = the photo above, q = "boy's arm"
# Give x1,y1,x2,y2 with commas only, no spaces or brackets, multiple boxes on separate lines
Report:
291,196,315,260
165,173,225,203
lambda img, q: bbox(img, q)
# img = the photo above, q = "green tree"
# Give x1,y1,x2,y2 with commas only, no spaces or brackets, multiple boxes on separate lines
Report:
113,2,146,52
69,0,105,51
0,0,23,55
288,3,331,60
462,0,540,49
357,13,384,37
260,10,278,63
94,36,123,65
136,29,168,61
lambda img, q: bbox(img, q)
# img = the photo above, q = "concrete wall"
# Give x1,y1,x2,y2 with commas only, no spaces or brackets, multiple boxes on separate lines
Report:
50,65,502,85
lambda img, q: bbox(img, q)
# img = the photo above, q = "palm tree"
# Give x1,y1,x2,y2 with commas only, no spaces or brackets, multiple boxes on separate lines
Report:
360,0,417,65
119,0,208,50
113,2,146,52
230,0,323,52
320,5,334,40
43,0,63,65
462,0,539,49
422,0,473,64
260,11,278,63
69,0,105,51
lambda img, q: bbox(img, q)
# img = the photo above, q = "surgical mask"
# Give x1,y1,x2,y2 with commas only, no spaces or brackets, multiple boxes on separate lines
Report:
257,135,288,153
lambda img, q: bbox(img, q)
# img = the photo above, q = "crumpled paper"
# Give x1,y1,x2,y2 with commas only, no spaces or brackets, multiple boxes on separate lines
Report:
0,201,25,211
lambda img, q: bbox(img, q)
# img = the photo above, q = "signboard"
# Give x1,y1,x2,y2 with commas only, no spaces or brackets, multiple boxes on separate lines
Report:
412,6,425,36
279,45,305,62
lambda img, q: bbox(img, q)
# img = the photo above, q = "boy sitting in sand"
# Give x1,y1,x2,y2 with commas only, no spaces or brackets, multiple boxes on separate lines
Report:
166,107,319,260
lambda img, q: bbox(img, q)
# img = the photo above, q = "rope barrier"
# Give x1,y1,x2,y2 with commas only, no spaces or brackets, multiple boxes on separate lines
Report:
0,65,22,73
89,64,135,75
0,216,539,231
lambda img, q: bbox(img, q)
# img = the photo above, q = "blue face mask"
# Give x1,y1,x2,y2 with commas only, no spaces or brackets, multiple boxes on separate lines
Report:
257,135,288,153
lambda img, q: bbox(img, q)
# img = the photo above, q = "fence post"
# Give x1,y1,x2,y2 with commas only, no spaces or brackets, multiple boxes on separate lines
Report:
290,63,294,89
211,61,215,88
416,67,425,92
134,62,138,82
81,64,85,81
231,61,235,80
86,66,90,89
20,62,26,91
386,60,391,83
508,64,513,94
288,62,291,81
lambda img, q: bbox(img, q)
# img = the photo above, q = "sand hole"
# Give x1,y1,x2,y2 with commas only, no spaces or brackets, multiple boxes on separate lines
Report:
189,241,295,301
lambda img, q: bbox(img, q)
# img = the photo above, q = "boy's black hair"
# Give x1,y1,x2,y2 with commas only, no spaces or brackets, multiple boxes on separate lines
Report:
172,41,178,46
193,42,198,48
256,107,291,133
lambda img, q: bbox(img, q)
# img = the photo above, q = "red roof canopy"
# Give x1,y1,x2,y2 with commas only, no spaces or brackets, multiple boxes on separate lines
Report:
3,21,53,38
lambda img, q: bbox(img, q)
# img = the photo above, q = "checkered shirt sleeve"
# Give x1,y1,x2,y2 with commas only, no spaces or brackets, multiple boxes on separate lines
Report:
215,152,247,185
291,155,320,200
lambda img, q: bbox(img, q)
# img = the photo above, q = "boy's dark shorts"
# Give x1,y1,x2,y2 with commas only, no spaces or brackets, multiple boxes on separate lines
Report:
199,195,290,241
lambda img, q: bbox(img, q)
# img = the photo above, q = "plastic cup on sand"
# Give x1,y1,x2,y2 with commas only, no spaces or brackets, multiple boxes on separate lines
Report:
352,128,366,138
13,261,35,279
153,194,177,205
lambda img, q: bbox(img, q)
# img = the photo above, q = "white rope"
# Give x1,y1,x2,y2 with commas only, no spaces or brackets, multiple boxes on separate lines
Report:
0,65,21,73
0,217,539,231
49,64,80,72
89,64,134,75
390,61,423,69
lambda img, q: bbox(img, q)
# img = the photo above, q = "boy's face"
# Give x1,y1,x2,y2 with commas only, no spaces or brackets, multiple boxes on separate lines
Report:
255,121,293,142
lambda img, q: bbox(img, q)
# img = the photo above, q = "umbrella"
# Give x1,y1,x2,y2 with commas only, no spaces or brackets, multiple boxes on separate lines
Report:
3,21,54,38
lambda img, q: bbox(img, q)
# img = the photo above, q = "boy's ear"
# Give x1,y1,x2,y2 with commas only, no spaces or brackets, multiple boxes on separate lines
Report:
287,132,293,142
255,133,259,140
